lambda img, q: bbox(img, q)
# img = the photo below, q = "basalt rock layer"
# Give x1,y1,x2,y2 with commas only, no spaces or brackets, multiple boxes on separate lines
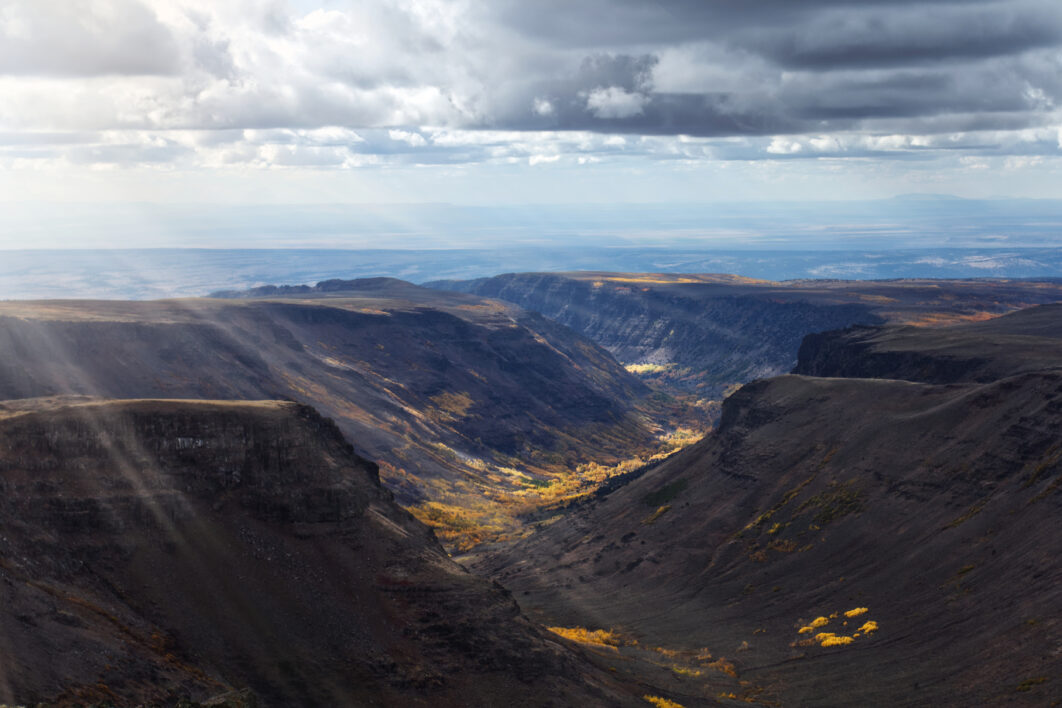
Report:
431,272,1062,396
477,305,1062,707
0,398,639,707
0,279,655,514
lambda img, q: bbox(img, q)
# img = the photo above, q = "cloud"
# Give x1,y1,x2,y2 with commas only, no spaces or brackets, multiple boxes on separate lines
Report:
0,0,181,76
0,0,1060,174
585,87,649,118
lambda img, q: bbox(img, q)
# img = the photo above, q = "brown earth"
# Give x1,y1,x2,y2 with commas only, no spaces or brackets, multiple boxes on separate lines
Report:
0,397,649,708
0,279,672,548
474,304,1062,707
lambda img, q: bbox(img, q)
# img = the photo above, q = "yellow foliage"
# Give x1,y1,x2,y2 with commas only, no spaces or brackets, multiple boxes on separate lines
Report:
546,626,621,649
671,665,702,677
818,634,855,647
625,363,674,375
644,696,685,708
844,607,869,618
642,504,672,525
859,620,879,634
428,391,475,420
708,657,738,677
798,616,830,633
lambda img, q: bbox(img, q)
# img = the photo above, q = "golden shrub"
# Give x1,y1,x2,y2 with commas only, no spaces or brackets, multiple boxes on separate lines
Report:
546,626,621,649
820,634,855,647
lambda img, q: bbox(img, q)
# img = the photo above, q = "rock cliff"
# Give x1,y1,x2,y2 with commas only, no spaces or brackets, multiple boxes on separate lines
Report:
0,398,639,707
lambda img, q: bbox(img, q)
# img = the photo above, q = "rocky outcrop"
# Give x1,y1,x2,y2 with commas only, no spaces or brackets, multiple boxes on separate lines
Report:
0,283,653,511
0,398,639,707
431,273,883,395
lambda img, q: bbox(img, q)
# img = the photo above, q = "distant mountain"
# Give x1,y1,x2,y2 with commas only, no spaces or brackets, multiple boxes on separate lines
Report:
4,248,1062,300
476,304,1062,706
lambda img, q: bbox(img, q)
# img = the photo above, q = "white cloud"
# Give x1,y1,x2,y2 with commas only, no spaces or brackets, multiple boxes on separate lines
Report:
767,137,802,154
0,0,1057,190
388,129,427,146
529,154,560,166
533,97,555,116
585,87,649,119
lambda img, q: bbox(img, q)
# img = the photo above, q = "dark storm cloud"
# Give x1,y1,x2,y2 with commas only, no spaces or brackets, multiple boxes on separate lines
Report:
479,0,1062,138
485,0,1010,49
3,0,1060,169
751,4,1062,69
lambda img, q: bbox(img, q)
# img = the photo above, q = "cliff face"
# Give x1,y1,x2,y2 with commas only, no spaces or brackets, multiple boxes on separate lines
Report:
794,303,1062,384
431,272,1062,397
0,398,638,708
432,273,883,395
0,282,656,545
476,304,1062,707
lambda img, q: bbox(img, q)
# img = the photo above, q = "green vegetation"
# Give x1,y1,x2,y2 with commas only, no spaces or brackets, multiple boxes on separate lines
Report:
519,475,553,488
1016,677,1047,692
642,505,672,525
797,481,864,526
743,476,815,533
643,479,688,507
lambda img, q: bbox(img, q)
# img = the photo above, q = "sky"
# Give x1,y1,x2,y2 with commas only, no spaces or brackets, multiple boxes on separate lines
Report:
1,0,1062,247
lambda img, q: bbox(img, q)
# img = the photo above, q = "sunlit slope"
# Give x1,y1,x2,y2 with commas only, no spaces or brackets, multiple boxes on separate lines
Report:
0,279,663,548
431,272,1062,396
0,397,643,707
477,305,1062,707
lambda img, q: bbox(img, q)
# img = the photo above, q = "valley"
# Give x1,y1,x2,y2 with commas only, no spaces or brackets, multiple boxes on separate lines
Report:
0,397,642,706
432,272,1062,397
0,279,691,550
0,273,1059,707
474,303,1062,707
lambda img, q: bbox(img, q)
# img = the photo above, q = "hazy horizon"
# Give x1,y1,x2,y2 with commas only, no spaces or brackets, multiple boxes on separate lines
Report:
2,0,1062,253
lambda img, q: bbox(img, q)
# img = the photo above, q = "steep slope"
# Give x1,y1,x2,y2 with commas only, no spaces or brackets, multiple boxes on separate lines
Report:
0,397,642,707
0,280,662,547
796,302,1062,384
431,272,1062,396
476,306,1062,706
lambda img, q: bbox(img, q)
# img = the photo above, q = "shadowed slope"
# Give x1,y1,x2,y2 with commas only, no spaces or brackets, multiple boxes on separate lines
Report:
430,272,1062,396
0,281,661,547
796,302,1062,383
477,307,1062,707
0,398,641,707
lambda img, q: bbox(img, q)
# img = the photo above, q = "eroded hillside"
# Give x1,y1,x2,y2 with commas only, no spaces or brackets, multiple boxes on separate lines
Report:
0,397,644,707
475,305,1062,707
431,272,1062,397
0,280,685,548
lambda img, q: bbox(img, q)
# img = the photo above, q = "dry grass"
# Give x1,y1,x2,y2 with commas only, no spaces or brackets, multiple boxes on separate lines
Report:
546,626,621,650
644,696,685,708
